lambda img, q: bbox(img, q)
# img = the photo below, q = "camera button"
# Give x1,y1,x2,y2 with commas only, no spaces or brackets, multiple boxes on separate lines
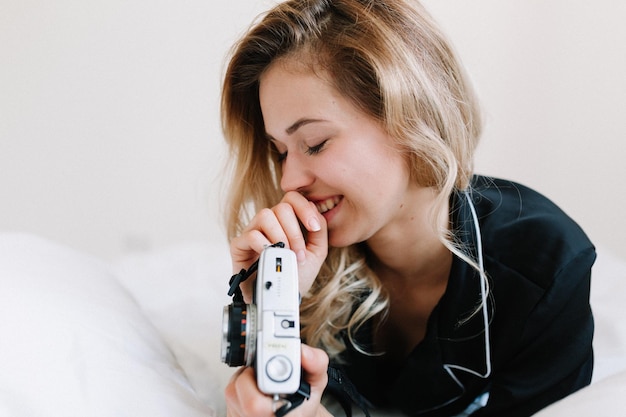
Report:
274,315,298,337
266,355,293,382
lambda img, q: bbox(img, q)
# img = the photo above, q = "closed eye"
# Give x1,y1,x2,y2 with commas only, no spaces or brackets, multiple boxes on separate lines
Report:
306,140,328,156
272,139,327,163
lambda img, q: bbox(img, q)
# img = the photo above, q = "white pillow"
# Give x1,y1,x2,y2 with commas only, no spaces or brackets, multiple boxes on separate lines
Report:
0,233,215,417
112,240,235,417
589,248,626,382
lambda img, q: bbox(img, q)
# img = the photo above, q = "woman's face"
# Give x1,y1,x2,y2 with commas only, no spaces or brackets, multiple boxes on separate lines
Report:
259,61,426,248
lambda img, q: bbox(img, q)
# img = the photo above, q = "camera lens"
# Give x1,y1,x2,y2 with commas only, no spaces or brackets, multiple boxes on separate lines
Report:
221,302,257,367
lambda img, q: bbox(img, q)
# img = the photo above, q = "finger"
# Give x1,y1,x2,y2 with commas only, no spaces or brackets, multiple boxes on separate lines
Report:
225,367,257,417
230,229,272,266
227,366,247,385
279,192,328,259
288,345,331,417
232,205,301,265
301,344,330,391
235,208,289,256
251,207,292,248
281,191,324,233
236,192,323,259
231,219,299,303
271,201,307,253
300,201,328,257
225,370,244,417
231,367,273,416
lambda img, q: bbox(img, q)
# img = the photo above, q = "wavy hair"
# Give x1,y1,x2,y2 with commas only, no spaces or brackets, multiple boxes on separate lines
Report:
221,0,483,358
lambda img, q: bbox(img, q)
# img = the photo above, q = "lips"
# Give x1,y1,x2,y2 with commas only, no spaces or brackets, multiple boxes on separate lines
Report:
314,196,342,214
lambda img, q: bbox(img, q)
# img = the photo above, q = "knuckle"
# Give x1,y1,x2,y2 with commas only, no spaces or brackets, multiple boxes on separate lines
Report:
256,207,275,222
272,201,293,216
244,229,265,244
289,233,306,246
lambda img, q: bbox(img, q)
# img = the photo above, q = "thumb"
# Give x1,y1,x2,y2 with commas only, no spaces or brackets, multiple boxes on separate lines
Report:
301,344,329,391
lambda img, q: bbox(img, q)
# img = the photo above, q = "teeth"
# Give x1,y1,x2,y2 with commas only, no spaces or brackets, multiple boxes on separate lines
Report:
315,196,341,214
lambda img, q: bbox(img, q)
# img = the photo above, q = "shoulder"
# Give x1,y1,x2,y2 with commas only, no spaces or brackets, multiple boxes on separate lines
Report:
468,175,596,289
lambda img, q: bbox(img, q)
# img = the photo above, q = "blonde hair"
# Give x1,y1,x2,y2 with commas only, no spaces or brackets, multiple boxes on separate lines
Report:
221,0,483,358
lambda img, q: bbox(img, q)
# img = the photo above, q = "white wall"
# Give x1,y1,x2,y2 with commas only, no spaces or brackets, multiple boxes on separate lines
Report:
1,0,624,259
422,0,626,258
426,0,626,256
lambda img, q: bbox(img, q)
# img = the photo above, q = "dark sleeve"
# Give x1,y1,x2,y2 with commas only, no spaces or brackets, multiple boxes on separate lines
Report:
477,248,596,417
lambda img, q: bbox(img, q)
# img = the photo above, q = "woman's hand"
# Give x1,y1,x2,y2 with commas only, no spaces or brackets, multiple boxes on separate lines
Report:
225,344,332,417
230,191,328,301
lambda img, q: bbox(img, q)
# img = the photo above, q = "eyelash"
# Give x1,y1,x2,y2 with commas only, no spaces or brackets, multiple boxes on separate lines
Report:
276,140,328,163
306,140,327,156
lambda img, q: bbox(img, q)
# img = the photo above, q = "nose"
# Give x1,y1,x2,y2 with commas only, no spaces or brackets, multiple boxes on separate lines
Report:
279,154,315,193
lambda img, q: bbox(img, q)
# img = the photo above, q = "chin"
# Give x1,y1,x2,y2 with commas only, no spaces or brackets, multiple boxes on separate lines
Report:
327,230,360,249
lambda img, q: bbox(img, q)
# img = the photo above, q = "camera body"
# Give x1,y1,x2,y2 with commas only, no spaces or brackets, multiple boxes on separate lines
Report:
221,246,301,395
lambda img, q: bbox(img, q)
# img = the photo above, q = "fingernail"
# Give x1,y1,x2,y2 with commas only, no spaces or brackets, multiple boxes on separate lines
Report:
308,218,321,232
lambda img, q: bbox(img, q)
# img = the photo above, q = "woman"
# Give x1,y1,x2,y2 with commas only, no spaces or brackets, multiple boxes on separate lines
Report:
221,0,595,416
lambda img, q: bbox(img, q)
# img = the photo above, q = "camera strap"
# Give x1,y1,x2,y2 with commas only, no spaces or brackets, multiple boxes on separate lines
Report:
273,379,312,417
326,365,372,417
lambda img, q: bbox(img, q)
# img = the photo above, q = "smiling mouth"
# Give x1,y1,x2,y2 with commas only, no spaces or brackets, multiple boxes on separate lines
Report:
315,196,342,214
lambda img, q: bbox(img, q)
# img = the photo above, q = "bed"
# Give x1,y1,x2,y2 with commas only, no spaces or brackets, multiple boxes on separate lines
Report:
1,232,624,416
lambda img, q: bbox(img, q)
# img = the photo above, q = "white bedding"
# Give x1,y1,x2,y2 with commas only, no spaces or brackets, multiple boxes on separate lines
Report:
1,232,625,416
0,233,216,417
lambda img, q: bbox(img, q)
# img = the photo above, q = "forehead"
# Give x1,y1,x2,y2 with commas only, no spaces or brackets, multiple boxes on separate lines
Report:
259,60,343,129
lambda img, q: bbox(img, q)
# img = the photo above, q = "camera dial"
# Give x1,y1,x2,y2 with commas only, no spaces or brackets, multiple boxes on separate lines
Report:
221,302,257,367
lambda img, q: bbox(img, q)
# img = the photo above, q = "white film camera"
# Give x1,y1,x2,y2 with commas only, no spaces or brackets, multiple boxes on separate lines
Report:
221,245,301,394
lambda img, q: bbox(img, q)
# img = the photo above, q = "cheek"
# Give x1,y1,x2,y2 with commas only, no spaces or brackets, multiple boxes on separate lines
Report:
360,149,410,190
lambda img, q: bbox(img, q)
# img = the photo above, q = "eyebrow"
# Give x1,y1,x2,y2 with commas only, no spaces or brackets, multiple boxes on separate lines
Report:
285,118,326,135
265,118,327,142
